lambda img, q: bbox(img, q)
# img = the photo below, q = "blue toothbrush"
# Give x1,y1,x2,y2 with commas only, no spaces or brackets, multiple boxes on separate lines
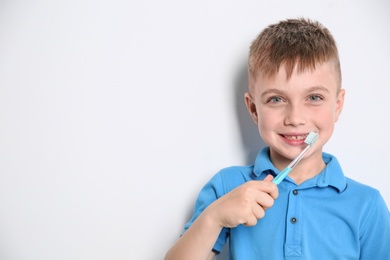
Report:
272,132,319,185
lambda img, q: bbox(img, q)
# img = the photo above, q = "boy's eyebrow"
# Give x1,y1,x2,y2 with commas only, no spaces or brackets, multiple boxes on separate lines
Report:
260,88,283,97
261,85,330,97
306,85,330,94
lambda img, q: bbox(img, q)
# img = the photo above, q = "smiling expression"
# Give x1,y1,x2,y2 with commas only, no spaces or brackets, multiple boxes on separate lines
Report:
245,61,345,166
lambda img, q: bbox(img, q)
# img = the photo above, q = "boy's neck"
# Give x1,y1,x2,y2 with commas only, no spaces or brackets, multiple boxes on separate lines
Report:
272,151,326,185
288,159,326,185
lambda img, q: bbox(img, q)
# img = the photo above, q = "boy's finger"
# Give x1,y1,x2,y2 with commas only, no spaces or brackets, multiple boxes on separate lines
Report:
262,174,279,199
263,174,274,182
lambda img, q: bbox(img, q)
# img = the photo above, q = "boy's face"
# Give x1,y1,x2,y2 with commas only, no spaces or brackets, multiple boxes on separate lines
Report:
245,61,345,163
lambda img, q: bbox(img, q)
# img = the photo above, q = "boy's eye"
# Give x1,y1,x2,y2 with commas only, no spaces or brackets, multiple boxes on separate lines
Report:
308,95,323,101
268,96,284,103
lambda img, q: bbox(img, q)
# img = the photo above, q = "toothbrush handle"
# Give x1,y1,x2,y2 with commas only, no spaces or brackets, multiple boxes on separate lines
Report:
272,167,292,185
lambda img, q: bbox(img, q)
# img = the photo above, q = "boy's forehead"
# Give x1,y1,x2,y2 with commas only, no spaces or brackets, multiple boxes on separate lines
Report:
251,62,339,94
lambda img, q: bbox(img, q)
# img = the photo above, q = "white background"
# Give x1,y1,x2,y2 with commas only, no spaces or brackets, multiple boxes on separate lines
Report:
0,1,389,259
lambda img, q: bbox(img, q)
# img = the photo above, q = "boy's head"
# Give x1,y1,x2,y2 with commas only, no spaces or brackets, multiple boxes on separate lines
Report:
245,18,345,168
248,18,341,92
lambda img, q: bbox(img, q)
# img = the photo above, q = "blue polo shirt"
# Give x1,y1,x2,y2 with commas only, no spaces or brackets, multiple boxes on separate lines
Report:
184,147,390,259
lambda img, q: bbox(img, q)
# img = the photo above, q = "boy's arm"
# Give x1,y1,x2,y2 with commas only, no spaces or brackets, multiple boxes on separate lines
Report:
165,175,278,260
164,208,221,260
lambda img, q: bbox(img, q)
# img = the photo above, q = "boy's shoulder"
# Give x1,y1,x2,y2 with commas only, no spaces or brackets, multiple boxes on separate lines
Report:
342,177,384,206
218,164,254,176
211,164,255,194
344,177,380,195
217,165,255,179
339,177,388,214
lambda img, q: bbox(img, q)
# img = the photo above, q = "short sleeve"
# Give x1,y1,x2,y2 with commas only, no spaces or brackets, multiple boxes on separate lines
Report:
359,190,390,259
182,172,230,253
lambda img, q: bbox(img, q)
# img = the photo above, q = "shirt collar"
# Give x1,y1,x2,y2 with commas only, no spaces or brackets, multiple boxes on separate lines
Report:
253,147,347,193
253,147,278,177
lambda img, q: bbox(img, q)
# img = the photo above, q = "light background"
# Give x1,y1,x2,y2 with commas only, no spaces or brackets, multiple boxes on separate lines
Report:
0,1,389,259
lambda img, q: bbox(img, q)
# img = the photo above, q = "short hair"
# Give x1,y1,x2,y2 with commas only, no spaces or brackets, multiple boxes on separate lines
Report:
248,18,341,90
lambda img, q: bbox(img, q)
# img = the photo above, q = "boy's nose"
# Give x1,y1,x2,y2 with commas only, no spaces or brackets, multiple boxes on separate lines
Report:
283,104,307,126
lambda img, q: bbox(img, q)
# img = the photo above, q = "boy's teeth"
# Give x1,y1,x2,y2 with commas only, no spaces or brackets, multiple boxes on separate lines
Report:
284,135,306,140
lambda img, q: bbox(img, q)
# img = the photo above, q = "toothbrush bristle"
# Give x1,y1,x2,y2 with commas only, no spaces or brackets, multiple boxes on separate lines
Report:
304,132,319,146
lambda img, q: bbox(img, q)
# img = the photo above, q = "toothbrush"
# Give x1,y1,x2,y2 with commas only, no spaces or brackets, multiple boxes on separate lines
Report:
272,131,319,185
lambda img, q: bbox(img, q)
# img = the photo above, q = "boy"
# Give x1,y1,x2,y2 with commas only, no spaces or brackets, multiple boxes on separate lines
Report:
165,18,390,259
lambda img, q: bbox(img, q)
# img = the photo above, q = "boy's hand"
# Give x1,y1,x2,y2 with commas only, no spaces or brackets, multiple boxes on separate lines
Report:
205,175,278,228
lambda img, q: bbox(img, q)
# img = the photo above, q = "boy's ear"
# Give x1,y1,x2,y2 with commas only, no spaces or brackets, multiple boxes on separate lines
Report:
244,92,258,124
334,89,345,122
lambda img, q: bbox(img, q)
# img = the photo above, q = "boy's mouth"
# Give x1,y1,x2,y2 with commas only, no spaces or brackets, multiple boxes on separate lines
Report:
282,134,308,141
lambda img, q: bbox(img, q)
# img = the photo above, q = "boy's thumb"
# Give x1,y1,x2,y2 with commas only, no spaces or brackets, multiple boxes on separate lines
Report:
263,174,274,182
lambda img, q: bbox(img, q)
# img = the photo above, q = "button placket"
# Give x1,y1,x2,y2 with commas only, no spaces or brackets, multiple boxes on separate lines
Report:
285,188,302,257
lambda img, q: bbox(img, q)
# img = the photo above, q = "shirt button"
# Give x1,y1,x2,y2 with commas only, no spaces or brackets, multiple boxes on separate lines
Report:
293,190,298,195
290,217,297,224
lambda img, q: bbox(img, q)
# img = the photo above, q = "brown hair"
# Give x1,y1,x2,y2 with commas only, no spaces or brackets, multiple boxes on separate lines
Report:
248,18,341,90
